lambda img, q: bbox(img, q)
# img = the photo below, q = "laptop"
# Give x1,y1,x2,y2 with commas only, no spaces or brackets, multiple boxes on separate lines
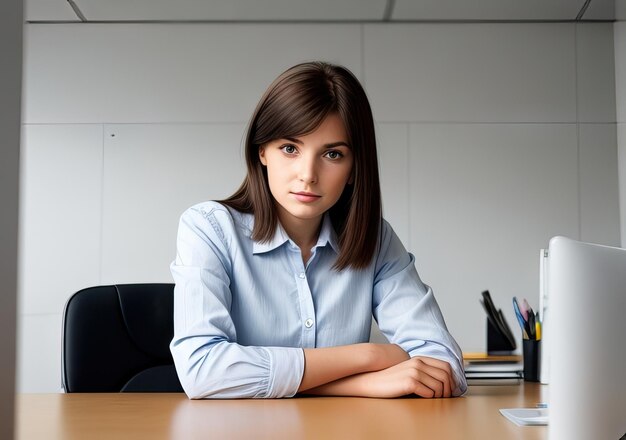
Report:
547,236,626,439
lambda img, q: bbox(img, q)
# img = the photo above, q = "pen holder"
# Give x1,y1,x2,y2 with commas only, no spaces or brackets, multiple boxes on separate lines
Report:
487,318,515,354
523,339,541,382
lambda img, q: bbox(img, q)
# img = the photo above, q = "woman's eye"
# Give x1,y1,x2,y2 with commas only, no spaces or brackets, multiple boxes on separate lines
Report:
325,150,343,160
281,144,297,154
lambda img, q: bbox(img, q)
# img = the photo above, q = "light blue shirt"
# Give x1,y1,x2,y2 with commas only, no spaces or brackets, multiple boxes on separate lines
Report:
170,201,467,399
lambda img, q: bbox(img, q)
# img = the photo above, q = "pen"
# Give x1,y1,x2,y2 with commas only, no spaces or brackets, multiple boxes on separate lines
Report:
512,297,529,339
528,308,536,340
535,311,541,340
520,298,530,322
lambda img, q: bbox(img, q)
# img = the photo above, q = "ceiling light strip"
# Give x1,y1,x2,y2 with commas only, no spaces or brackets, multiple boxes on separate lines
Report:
576,0,592,20
66,0,87,22
383,0,396,21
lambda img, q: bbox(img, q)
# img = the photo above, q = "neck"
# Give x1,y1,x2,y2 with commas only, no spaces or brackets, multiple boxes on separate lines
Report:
277,213,323,253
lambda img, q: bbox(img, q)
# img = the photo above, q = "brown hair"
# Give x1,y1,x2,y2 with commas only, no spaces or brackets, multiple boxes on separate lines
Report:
220,61,381,270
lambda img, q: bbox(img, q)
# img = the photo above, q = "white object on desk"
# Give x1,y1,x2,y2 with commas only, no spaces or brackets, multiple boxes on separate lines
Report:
547,237,626,440
464,362,522,373
499,408,548,426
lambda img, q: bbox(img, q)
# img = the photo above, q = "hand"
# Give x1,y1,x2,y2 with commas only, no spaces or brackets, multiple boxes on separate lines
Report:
361,356,455,398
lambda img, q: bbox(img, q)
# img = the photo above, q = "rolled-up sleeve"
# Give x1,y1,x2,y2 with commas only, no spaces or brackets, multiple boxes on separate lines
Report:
372,221,468,396
170,206,305,399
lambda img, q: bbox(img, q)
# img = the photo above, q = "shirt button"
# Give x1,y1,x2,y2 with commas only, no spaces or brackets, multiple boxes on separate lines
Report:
299,273,305,279
305,319,314,328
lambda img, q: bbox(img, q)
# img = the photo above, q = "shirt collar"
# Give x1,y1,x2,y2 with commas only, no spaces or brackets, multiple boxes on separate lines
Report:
316,213,340,254
252,219,291,254
252,213,339,255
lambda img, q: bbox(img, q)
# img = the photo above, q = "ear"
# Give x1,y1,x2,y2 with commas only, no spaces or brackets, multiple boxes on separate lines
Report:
348,170,354,185
258,146,267,166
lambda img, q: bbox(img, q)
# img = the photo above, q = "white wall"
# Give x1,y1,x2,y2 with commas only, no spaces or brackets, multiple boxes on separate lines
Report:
1,0,21,434
19,22,619,392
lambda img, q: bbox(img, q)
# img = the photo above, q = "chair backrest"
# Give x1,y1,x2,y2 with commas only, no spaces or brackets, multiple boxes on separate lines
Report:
62,283,183,392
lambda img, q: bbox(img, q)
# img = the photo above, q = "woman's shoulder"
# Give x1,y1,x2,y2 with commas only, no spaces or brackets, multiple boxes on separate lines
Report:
180,201,253,237
379,217,396,240
376,218,407,257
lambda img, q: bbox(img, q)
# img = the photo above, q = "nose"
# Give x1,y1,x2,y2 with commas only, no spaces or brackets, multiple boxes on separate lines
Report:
297,154,318,184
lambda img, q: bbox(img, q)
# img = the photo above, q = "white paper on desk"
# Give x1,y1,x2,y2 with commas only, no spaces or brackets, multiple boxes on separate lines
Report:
466,377,522,386
466,372,521,379
499,408,548,426
464,362,523,373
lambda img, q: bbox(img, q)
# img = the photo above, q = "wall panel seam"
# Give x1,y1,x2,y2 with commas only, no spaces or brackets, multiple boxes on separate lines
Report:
98,124,105,284
575,24,582,241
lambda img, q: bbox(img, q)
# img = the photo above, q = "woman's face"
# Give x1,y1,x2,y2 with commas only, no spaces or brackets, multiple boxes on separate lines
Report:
259,113,353,234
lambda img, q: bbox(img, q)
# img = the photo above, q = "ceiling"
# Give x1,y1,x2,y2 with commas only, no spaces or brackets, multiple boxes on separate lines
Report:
25,0,617,23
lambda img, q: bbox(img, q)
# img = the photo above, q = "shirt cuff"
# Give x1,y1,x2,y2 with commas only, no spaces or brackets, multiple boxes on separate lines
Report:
265,347,305,398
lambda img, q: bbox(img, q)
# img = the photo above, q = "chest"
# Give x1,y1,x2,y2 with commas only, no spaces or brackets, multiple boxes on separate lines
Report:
227,246,375,347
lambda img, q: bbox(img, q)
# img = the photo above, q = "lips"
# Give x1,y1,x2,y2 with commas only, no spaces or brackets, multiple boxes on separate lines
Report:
291,191,321,203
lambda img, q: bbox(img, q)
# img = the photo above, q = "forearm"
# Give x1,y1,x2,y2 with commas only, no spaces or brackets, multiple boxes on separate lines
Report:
297,343,408,392
303,372,370,396
305,356,461,399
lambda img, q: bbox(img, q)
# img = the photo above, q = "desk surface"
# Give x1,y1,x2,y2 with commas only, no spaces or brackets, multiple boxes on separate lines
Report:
17,383,548,440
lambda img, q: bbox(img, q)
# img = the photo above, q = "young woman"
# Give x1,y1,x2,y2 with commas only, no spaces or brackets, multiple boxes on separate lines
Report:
170,62,467,399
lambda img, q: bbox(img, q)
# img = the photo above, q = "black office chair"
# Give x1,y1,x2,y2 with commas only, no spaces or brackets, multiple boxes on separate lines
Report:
62,283,183,392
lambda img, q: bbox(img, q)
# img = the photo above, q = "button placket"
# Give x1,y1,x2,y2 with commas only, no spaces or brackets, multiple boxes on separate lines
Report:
286,247,316,346
296,272,316,346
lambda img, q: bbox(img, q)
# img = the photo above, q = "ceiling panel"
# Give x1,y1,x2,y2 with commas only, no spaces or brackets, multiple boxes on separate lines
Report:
26,0,80,21
392,0,588,21
26,0,616,22
73,0,387,21
615,0,626,20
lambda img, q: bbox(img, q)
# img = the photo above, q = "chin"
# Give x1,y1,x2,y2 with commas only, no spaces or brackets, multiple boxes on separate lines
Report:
283,205,326,220
289,210,325,220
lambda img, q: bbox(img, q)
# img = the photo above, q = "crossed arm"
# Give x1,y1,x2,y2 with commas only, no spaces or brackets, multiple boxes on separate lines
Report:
297,343,457,398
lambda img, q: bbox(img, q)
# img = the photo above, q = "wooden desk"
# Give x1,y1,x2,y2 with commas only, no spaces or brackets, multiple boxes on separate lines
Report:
17,383,548,439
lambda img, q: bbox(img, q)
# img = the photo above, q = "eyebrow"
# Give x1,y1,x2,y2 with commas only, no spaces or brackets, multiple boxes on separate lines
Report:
284,137,350,149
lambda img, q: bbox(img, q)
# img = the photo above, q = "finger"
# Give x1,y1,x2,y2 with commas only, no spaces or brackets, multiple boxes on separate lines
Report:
412,380,437,399
418,361,453,397
411,367,445,398
411,359,452,398
423,365,452,398
415,356,453,376
414,357,455,396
